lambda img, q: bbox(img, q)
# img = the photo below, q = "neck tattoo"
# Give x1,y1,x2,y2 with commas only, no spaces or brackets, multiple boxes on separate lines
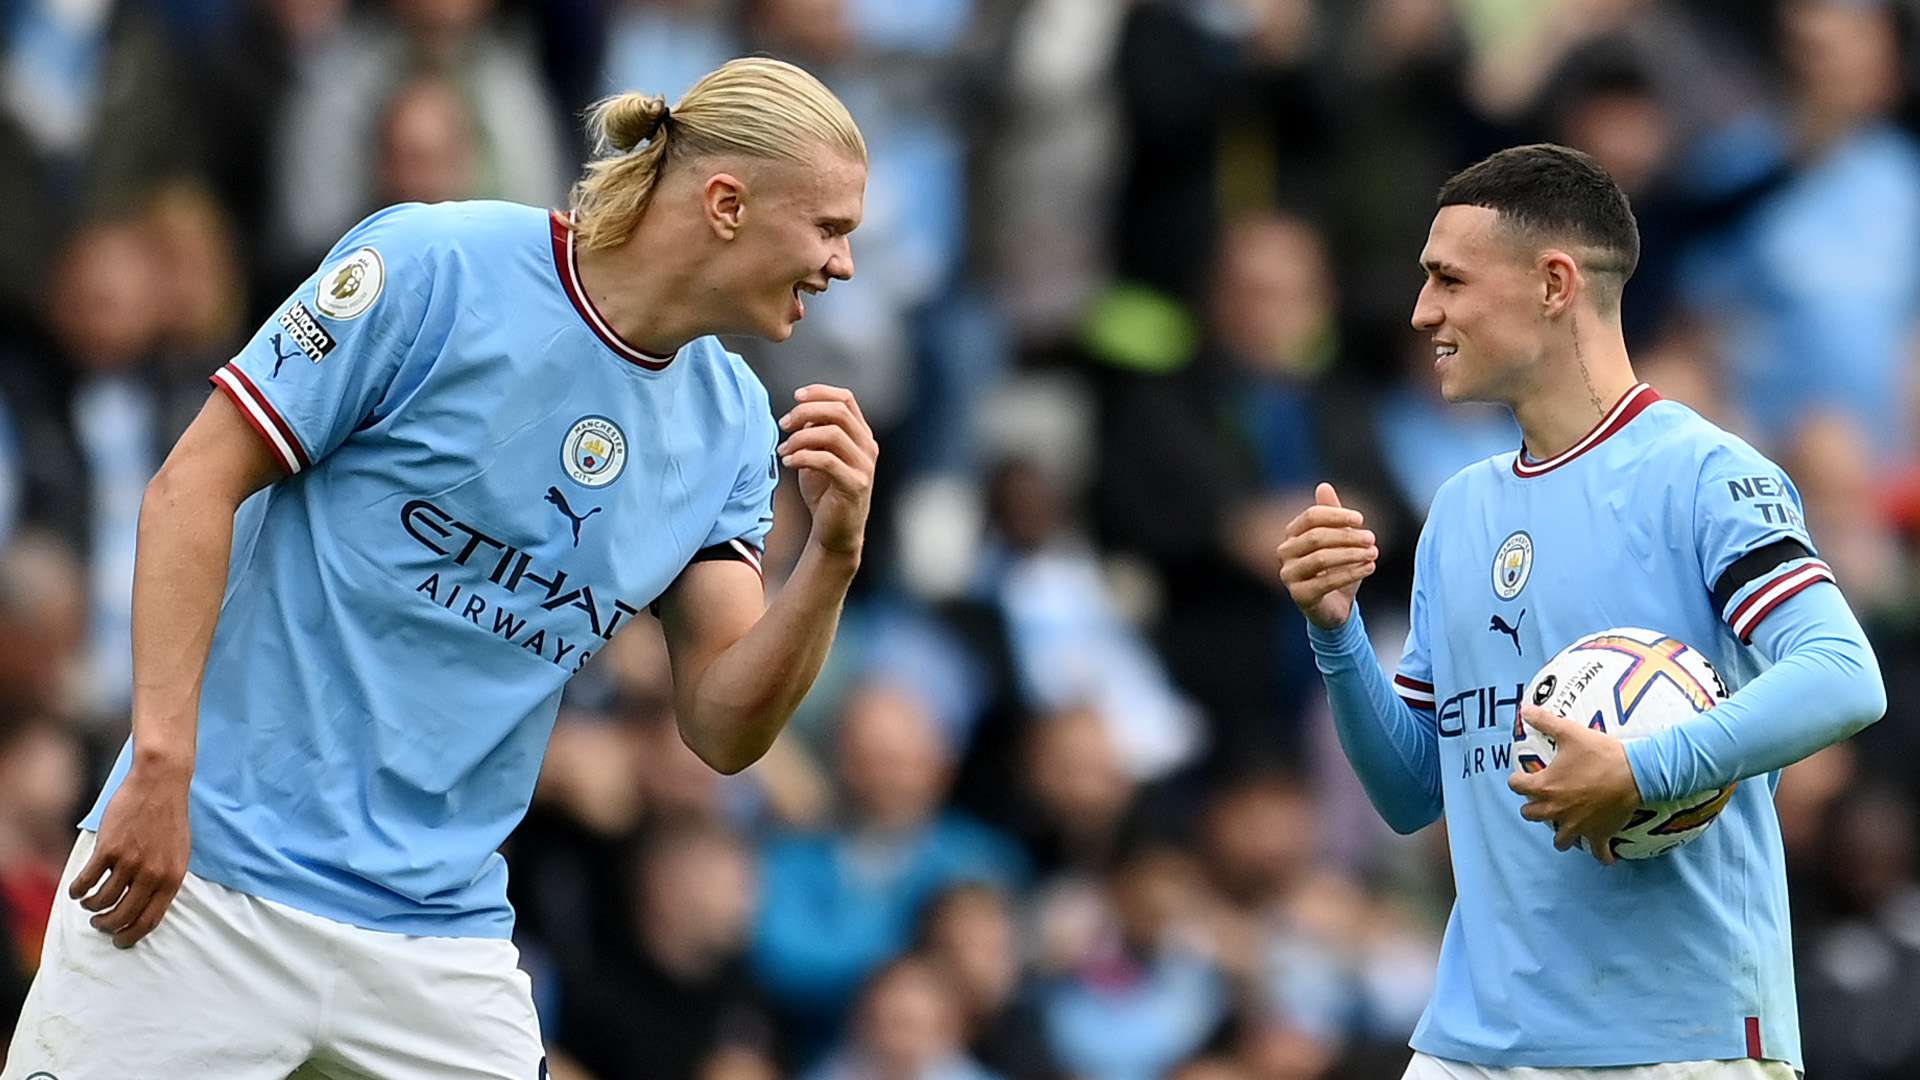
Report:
1571,324,1604,418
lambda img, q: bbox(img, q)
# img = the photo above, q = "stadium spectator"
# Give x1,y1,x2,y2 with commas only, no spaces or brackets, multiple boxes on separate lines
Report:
914,882,1063,1080
1095,213,1345,765
0,534,87,721
1012,704,1143,879
1678,0,1920,464
1315,0,1483,348
1796,784,1920,1079
144,182,249,367
190,0,351,303
1784,411,1909,616
752,679,1026,1043
0,711,83,982
1191,770,1433,1067
601,0,742,109
801,954,1003,1080
0,0,195,323
0,220,206,720
556,820,776,1080
269,0,568,271
1038,844,1229,1080
972,0,1127,352
976,455,1203,781
372,73,484,210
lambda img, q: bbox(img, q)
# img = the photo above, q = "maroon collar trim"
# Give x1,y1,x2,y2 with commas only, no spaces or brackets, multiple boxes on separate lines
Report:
549,211,674,370
1511,383,1661,478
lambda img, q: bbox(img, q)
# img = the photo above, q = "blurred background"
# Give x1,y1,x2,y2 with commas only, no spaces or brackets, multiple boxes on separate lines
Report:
2,0,1920,1077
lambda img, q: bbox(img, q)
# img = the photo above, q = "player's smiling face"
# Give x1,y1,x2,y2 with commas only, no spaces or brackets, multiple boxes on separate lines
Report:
730,152,865,342
1412,205,1547,405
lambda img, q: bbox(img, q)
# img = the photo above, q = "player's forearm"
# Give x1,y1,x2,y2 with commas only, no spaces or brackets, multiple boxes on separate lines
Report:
679,542,859,774
1624,585,1886,803
127,468,244,778
1308,606,1444,834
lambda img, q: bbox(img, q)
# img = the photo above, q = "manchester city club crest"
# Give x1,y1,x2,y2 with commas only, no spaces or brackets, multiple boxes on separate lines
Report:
561,416,628,488
1492,530,1534,600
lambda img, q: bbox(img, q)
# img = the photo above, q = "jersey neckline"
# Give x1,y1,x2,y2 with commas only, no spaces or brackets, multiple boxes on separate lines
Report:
548,211,676,370
1511,383,1661,478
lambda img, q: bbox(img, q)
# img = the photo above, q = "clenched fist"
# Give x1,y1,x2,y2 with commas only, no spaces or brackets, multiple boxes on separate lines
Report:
1276,483,1378,630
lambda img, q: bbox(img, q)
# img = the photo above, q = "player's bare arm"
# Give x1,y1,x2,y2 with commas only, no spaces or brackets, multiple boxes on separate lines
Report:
659,383,875,773
71,393,283,947
1277,482,1379,630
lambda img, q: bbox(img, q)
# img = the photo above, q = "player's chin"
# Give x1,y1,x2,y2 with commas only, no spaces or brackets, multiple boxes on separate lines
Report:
1436,367,1480,404
749,308,798,343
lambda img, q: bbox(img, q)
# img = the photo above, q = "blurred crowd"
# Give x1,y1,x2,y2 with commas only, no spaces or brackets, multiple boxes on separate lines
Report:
2,1,1920,1077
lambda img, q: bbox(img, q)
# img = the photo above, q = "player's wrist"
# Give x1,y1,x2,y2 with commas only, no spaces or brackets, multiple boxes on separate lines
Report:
1305,602,1364,643
1603,739,1643,807
131,742,196,785
804,532,863,568
1619,737,1664,805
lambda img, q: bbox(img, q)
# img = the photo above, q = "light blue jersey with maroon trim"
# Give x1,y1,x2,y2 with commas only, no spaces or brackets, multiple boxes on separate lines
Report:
1382,384,1832,1068
84,201,778,937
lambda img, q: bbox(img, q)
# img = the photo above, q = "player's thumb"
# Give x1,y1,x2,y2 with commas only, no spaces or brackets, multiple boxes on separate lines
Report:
1315,482,1342,509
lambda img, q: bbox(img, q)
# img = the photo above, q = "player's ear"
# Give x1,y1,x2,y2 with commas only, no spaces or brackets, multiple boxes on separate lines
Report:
703,172,746,240
1539,250,1579,318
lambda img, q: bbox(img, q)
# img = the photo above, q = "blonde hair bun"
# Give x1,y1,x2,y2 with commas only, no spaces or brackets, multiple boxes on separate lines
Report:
596,93,670,153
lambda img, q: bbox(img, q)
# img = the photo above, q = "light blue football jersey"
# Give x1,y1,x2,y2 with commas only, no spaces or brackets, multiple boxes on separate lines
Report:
83,201,780,938
1391,384,1831,1069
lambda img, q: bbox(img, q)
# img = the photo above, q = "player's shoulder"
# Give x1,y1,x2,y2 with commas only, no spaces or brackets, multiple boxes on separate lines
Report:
682,340,776,427
1634,397,1783,482
324,200,546,268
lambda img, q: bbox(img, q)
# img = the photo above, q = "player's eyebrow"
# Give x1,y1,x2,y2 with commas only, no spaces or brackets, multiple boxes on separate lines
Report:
1420,258,1466,278
819,216,858,234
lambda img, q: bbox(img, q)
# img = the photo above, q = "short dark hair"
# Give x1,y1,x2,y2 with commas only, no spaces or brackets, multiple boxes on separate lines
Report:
1437,144,1640,302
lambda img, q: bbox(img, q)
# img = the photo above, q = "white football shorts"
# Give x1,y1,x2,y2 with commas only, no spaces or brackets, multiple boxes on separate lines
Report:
1405,1051,1801,1080
3,831,545,1079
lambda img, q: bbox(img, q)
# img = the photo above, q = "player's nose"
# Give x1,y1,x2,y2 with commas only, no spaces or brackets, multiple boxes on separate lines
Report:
827,237,854,282
1411,283,1442,331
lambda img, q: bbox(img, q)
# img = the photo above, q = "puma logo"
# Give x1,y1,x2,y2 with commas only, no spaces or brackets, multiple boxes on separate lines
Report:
269,333,298,377
1489,610,1525,656
545,486,602,546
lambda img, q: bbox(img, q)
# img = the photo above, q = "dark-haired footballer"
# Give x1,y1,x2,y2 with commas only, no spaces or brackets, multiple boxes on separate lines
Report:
1277,144,1884,1078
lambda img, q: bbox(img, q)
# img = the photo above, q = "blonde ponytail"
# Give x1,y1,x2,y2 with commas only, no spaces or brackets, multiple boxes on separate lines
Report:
570,58,866,251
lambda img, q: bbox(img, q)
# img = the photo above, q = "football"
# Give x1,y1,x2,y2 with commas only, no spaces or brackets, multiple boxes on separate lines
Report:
1512,627,1736,860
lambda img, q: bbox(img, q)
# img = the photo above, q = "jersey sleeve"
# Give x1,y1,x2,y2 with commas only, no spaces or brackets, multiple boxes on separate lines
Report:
1692,440,1834,644
1393,527,1437,711
692,365,780,576
211,207,434,475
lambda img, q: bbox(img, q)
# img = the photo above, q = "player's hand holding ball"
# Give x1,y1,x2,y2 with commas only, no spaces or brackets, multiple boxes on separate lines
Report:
1278,483,1379,629
778,384,877,560
1508,706,1642,865
71,758,192,948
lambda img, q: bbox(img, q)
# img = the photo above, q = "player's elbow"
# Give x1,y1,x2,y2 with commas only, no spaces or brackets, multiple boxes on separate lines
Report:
138,466,201,532
1381,797,1443,836
700,746,760,776
1823,633,1888,737
1839,655,1888,738
1385,809,1439,836
678,715,771,775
